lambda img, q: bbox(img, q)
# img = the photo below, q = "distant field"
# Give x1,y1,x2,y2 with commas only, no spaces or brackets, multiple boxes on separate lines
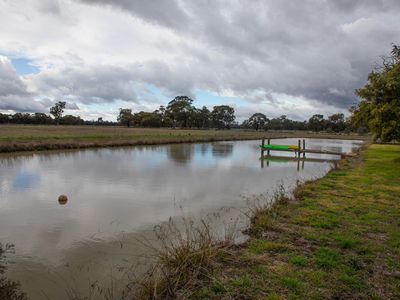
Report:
0,125,368,153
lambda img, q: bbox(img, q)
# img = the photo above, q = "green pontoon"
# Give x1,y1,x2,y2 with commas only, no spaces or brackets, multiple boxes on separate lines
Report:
260,144,299,151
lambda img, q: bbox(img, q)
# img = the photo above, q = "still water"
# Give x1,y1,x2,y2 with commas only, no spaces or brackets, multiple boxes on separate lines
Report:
0,139,362,299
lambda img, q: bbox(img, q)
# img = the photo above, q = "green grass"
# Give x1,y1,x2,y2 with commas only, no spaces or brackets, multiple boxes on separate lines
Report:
314,247,340,269
143,144,400,299
0,124,367,153
280,277,304,293
248,240,288,254
290,255,307,267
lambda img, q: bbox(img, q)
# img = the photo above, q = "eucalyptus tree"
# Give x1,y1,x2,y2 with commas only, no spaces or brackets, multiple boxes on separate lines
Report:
351,44,400,142
211,105,235,129
117,108,134,127
50,101,66,125
166,96,195,128
247,113,268,131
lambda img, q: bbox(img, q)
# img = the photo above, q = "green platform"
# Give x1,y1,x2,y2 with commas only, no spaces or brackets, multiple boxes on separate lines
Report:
260,144,299,151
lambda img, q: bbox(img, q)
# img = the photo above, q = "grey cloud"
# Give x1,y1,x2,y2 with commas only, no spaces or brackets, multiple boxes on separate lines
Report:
0,57,31,98
30,60,198,105
75,0,400,109
36,0,62,15
30,65,139,104
0,56,49,112
17,0,398,115
66,102,79,110
39,98,80,110
0,95,48,112
76,0,188,28
330,0,400,13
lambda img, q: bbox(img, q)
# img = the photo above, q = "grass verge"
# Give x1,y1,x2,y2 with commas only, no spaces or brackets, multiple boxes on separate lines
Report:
135,144,400,299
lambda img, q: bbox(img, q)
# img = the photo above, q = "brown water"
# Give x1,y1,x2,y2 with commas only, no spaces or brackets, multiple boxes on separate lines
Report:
0,139,362,299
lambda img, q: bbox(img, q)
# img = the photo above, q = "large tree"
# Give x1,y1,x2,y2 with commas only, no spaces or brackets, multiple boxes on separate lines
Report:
50,101,66,125
117,108,134,127
327,113,346,132
351,45,400,142
191,106,211,128
166,96,194,128
308,114,325,132
132,111,162,127
247,113,268,131
211,105,235,129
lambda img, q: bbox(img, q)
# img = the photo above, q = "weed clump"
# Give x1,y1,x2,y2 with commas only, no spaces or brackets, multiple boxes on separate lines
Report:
131,217,235,299
246,184,292,236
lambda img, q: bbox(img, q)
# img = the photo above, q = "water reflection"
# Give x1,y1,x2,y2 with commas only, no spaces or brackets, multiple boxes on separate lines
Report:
0,139,362,299
261,156,339,171
161,142,235,164
212,143,234,158
166,143,195,163
12,171,41,191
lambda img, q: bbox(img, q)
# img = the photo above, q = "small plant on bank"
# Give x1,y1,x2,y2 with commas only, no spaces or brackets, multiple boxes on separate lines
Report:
131,217,235,299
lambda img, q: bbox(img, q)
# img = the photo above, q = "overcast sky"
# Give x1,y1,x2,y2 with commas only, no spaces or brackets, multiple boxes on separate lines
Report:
1,0,399,121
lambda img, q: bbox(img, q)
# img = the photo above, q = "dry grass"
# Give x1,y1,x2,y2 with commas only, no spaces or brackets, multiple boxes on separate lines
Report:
0,125,368,153
129,217,237,300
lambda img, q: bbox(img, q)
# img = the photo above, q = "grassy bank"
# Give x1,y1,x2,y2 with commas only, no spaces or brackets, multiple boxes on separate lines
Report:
0,125,367,153
137,144,400,299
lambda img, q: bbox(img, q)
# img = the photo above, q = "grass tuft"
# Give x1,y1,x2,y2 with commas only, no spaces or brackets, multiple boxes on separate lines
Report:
314,247,340,269
290,255,307,267
280,277,304,293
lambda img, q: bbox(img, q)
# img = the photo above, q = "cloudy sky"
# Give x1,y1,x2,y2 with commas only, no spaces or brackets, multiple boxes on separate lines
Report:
0,0,399,121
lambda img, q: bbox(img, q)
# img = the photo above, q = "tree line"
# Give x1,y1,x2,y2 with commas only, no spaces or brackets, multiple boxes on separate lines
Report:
0,96,353,132
117,96,236,129
241,113,351,132
116,96,353,132
0,102,116,126
0,112,118,126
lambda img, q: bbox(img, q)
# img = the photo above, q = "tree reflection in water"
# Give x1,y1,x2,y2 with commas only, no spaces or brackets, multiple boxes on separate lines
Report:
211,143,234,158
167,144,195,164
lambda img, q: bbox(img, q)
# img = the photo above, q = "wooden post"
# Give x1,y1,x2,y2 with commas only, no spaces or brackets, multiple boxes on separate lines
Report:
302,139,306,158
267,138,270,156
261,138,265,158
298,139,301,158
